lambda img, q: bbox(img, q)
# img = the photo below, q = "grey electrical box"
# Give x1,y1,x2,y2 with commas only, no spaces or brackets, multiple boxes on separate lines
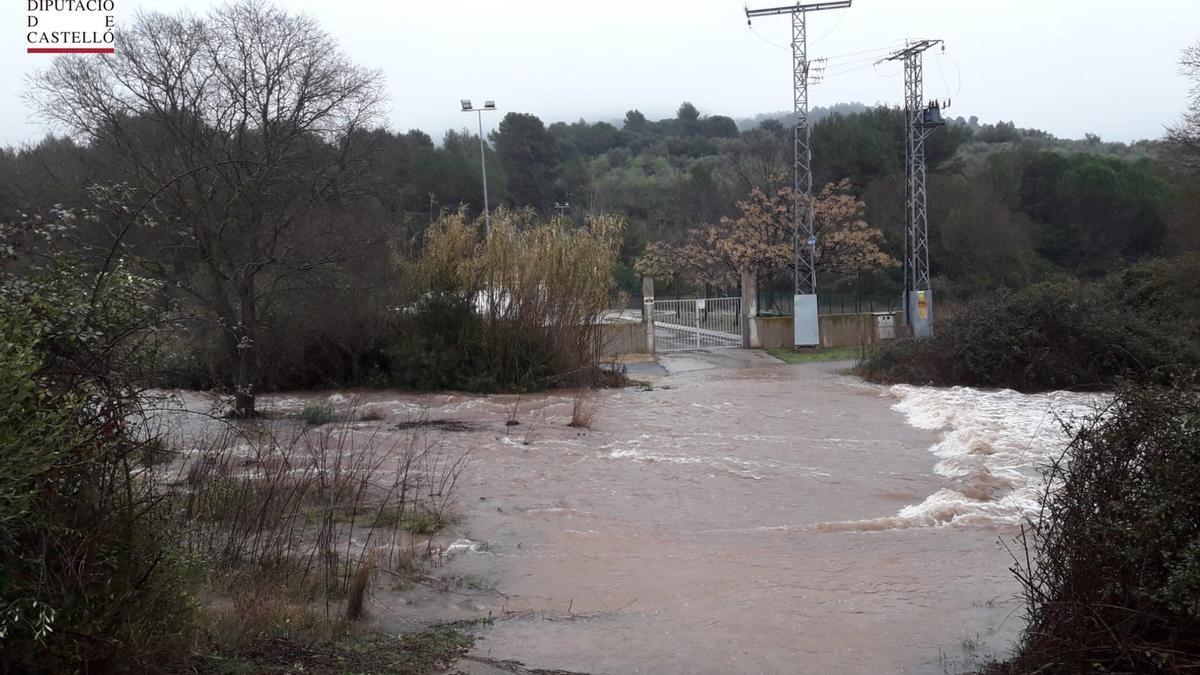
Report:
875,313,896,340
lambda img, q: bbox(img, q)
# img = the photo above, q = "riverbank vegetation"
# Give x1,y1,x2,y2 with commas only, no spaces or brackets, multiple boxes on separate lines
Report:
389,209,624,392
986,378,1200,673
3,4,487,671
0,232,476,671
857,254,1200,392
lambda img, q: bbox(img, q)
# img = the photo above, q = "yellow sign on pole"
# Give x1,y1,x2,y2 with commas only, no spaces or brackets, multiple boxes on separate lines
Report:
917,291,928,320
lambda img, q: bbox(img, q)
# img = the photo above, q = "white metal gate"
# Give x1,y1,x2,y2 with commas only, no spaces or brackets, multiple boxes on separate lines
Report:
652,297,743,352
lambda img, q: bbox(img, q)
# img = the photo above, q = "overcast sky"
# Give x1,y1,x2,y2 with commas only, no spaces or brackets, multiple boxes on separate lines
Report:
2,0,1198,148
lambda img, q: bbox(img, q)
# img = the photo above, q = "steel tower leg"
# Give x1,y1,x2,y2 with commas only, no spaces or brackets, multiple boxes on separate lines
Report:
792,11,820,346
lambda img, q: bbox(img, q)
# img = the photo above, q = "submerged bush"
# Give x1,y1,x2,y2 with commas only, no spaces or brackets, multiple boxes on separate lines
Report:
992,377,1200,673
858,254,1200,391
301,400,335,425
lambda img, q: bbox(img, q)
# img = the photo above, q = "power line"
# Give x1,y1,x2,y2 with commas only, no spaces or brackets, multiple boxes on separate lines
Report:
747,23,790,51
816,44,896,61
823,52,893,67
746,35,901,72
873,58,905,78
821,60,882,78
934,52,951,101
809,6,848,45
816,58,905,81
746,8,874,55
940,48,963,99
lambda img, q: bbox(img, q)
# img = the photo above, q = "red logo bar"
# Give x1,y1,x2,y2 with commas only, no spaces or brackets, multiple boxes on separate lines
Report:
27,47,115,54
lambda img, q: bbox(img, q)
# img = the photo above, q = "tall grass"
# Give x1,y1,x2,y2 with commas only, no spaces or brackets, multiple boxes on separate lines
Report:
393,209,626,391
2,197,476,672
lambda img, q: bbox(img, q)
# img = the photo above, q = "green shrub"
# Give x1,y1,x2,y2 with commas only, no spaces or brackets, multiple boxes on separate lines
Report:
992,377,1200,673
385,294,561,393
386,294,492,392
0,259,200,672
300,401,335,426
859,255,1200,391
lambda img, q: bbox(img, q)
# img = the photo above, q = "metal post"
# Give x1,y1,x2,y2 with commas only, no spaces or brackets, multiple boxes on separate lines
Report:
460,99,498,238
642,276,656,355
477,111,491,238
745,1,849,348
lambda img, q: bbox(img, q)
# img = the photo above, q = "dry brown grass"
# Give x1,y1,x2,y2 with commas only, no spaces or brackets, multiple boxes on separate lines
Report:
345,550,378,621
199,563,333,652
568,392,597,429
158,403,471,627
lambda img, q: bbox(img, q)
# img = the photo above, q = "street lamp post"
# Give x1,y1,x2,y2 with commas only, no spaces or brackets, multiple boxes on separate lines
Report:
460,99,497,237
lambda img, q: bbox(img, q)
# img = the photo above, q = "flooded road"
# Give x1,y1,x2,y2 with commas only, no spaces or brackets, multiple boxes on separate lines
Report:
159,350,1102,674
430,353,1098,674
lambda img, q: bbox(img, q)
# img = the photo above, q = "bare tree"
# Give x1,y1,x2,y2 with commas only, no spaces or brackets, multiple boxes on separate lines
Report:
1168,42,1200,172
726,124,790,194
28,1,385,416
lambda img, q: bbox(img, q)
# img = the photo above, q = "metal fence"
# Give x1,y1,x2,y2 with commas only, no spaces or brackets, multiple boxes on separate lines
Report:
652,297,742,351
758,291,901,316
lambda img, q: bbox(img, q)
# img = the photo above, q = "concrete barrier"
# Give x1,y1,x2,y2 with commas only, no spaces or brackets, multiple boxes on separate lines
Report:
598,321,649,357
757,316,795,350
754,312,902,349
597,307,902,356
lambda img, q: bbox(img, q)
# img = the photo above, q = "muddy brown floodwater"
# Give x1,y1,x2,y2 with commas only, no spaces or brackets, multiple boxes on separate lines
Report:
162,350,1103,674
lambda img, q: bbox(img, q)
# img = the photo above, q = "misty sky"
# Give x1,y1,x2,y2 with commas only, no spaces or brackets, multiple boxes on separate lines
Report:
1,0,1197,148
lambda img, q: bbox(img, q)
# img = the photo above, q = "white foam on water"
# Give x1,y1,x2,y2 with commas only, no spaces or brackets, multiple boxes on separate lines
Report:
857,385,1104,529
600,434,777,473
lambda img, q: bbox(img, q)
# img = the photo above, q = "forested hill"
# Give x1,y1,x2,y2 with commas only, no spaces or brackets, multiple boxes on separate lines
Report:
1,101,1193,298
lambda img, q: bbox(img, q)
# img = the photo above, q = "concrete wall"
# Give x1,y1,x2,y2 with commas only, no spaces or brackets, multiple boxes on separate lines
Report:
755,312,903,349
598,307,902,356
757,316,795,350
598,321,648,357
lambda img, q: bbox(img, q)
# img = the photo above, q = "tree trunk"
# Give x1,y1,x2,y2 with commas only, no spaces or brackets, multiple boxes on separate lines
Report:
231,280,258,418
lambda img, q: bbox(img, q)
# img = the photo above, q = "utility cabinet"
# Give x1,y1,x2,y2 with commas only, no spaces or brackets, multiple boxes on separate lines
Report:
875,313,896,340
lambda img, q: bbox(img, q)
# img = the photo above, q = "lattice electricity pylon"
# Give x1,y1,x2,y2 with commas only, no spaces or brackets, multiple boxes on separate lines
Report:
880,39,944,337
746,1,850,301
